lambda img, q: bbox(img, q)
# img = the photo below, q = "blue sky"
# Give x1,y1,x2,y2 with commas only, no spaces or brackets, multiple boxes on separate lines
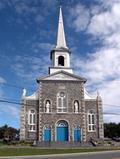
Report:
0,0,120,128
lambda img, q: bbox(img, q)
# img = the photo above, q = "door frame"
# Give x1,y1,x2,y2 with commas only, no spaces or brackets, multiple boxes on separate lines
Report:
55,119,69,141
43,126,51,141
73,127,82,142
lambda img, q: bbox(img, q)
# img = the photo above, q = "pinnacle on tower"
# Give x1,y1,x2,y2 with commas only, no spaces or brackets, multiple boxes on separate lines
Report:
56,6,67,48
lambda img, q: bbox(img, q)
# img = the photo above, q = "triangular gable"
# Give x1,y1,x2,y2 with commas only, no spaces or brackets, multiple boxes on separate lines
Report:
37,70,87,83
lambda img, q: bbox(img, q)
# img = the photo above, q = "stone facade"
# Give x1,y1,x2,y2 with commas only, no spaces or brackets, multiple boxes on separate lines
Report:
20,72,104,142
39,80,84,142
20,99,39,141
20,7,104,143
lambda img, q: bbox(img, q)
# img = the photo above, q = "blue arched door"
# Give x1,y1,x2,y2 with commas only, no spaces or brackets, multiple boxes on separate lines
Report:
74,127,81,142
56,120,68,141
44,127,51,141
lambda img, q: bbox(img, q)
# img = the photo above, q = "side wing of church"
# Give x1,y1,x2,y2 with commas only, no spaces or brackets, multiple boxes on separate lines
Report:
20,7,104,143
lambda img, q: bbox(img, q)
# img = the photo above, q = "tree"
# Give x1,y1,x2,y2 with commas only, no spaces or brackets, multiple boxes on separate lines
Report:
104,123,120,138
0,124,8,139
0,125,19,140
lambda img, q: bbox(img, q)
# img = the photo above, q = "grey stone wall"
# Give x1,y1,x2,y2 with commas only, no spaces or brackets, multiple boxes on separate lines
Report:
20,80,104,142
41,114,83,141
85,98,104,141
39,80,85,142
20,98,39,141
20,99,26,141
85,100,98,141
39,82,43,142
96,96,104,139
40,81,83,113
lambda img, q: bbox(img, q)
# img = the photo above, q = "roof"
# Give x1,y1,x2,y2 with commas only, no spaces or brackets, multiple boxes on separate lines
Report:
36,70,87,83
22,91,39,100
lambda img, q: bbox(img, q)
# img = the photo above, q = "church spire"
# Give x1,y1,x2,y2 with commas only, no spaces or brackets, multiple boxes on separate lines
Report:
56,6,67,48
49,6,73,74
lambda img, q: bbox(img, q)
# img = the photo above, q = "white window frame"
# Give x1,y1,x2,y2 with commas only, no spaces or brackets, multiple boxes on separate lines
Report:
88,111,96,132
57,92,67,113
28,109,36,132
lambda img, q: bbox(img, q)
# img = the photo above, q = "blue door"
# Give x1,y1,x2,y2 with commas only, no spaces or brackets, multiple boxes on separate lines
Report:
57,126,68,141
74,128,81,142
44,128,51,141
56,120,68,141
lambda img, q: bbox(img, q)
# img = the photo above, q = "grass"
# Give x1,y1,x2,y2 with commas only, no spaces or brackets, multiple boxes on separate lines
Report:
0,140,33,147
0,141,6,147
0,147,120,156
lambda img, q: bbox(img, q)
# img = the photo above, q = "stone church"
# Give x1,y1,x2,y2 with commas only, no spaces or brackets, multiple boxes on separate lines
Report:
20,7,104,143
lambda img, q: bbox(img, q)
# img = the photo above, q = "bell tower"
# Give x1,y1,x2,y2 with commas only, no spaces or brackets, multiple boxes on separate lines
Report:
49,6,73,74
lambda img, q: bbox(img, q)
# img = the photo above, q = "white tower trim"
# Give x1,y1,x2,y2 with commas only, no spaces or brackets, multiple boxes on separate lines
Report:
49,6,73,74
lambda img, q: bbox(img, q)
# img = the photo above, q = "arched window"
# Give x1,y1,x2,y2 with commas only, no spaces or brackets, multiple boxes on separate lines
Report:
57,92,67,113
88,110,95,132
28,109,36,132
45,100,51,113
74,100,79,113
57,120,68,127
58,56,64,66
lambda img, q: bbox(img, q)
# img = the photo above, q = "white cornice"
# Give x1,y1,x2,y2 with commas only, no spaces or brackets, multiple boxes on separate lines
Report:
84,88,96,100
22,92,38,100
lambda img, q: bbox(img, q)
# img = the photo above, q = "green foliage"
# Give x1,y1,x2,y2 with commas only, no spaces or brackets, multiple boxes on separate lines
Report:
18,140,33,146
0,125,8,139
0,125,19,141
104,123,120,138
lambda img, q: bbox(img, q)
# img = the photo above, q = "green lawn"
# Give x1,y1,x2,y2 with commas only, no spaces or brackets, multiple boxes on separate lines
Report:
0,147,120,156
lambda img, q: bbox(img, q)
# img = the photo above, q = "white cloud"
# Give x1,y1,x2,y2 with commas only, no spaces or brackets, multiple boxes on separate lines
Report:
104,33,120,48
0,0,58,30
0,87,4,98
0,76,6,84
0,1,5,10
12,50,51,82
32,42,53,52
88,2,120,36
70,1,120,123
100,80,120,106
0,76,19,123
0,103,19,119
0,76,6,98
104,115,120,123
100,0,120,8
68,4,90,31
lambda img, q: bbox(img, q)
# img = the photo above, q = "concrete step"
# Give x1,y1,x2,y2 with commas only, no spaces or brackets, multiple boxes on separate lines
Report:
35,141,92,148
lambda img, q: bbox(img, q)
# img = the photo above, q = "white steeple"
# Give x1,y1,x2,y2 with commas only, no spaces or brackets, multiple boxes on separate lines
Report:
56,6,67,49
49,6,73,74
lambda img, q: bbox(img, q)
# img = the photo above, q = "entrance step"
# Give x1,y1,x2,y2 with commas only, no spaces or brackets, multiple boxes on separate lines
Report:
35,141,86,148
